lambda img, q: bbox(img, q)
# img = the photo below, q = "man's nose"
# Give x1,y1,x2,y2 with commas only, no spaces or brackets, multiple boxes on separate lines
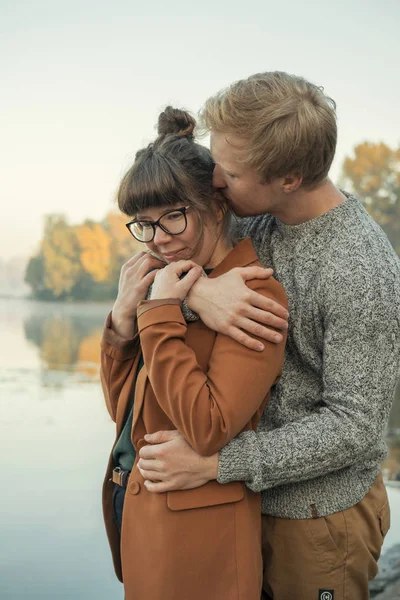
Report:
153,225,173,245
212,164,227,189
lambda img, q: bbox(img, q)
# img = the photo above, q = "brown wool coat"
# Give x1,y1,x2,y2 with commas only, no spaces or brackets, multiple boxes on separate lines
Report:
101,238,288,600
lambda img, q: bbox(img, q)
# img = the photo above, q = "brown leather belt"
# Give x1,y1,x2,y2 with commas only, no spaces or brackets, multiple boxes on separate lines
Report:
111,467,131,488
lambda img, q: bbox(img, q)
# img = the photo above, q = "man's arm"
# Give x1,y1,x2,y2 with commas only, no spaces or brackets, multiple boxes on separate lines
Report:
217,262,400,491
186,267,288,350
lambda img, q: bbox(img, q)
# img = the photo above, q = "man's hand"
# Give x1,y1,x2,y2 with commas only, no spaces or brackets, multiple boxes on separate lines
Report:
137,430,218,493
187,266,289,351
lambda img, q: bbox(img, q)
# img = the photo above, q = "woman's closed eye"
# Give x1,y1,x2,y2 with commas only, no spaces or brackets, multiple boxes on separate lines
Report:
165,212,185,221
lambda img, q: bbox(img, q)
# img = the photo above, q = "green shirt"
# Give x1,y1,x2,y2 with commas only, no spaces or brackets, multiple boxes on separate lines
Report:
112,354,144,471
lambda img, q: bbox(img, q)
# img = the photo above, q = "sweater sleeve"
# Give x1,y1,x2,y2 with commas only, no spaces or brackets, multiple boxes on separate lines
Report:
137,278,287,456
217,262,400,490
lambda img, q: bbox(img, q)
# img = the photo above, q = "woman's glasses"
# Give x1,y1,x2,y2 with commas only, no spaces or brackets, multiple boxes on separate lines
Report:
126,206,191,243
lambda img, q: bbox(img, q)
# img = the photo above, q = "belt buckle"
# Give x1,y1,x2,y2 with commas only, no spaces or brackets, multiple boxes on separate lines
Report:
112,467,124,487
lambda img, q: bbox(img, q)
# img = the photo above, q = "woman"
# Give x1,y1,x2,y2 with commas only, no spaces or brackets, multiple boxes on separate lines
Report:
101,107,287,600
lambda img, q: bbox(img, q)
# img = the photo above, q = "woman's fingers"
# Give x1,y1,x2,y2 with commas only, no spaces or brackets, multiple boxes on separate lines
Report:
133,254,164,280
169,260,199,277
177,265,203,296
141,269,159,287
124,251,147,267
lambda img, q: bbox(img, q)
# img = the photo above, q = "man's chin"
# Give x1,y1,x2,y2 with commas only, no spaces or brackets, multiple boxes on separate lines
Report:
229,201,267,218
230,205,258,218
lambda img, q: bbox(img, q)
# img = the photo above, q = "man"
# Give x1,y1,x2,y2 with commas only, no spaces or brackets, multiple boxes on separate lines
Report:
137,72,400,599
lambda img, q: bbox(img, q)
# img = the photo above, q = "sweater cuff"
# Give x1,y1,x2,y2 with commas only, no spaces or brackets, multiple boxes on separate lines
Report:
137,299,186,332
101,311,140,360
217,432,256,485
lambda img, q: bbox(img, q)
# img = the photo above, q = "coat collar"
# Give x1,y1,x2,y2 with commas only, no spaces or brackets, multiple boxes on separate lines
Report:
208,238,259,279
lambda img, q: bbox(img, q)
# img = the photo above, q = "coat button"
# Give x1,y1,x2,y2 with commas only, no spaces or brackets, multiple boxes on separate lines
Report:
129,481,141,495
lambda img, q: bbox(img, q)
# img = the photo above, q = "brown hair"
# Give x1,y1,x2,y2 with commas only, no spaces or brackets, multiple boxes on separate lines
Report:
200,71,337,187
117,106,227,223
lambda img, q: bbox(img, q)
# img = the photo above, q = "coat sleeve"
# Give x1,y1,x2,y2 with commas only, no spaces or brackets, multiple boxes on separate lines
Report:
100,311,141,422
137,278,287,456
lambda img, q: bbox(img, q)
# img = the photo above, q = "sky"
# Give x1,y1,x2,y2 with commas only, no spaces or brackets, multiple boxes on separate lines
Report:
1,0,399,260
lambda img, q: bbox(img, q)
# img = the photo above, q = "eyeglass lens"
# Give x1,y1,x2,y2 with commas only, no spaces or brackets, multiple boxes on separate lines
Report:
130,210,187,242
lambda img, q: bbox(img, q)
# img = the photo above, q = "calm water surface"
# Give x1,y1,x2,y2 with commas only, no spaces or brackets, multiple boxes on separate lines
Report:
1,298,399,599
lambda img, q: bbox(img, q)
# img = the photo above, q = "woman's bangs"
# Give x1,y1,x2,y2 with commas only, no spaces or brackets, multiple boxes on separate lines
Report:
120,156,187,215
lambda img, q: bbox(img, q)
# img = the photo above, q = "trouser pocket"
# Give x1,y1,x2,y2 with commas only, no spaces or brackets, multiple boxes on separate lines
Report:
377,500,390,540
306,512,347,572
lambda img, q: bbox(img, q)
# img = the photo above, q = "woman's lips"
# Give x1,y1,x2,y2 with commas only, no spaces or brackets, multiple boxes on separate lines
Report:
161,249,188,261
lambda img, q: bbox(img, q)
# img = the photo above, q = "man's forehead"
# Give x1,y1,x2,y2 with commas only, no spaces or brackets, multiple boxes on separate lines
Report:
210,131,245,166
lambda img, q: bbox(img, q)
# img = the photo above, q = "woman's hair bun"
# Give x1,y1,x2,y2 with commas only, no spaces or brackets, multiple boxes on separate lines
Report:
157,106,196,138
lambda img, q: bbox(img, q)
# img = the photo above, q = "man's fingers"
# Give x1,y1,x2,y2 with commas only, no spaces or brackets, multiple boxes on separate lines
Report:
239,266,274,282
236,316,284,344
139,444,160,459
226,325,265,352
143,479,173,493
144,430,180,445
226,318,284,351
137,458,163,472
137,467,165,481
247,289,289,320
242,305,289,331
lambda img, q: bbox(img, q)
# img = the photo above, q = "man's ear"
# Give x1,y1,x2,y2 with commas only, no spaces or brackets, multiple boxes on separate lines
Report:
281,175,302,193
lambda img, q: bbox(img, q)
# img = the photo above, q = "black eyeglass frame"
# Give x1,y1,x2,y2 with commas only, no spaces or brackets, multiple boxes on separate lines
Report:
125,206,191,243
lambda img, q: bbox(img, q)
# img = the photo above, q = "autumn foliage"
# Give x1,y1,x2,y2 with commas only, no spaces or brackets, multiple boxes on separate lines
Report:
342,141,400,254
25,212,140,301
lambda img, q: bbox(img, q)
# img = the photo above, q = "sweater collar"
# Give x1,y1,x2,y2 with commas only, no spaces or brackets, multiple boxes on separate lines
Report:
273,191,359,239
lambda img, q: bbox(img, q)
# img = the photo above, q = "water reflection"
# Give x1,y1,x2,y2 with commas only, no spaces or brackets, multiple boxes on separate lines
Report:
0,298,399,599
0,298,121,600
22,301,111,384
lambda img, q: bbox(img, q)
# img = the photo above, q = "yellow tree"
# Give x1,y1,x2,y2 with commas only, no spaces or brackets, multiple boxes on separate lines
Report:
41,215,82,297
104,211,142,279
75,222,112,283
342,142,400,254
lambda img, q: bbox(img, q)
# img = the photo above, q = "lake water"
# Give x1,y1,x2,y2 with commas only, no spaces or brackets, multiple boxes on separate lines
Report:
1,297,399,599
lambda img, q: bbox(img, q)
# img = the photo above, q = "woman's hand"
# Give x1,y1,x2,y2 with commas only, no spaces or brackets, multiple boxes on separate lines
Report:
150,260,203,301
112,251,165,339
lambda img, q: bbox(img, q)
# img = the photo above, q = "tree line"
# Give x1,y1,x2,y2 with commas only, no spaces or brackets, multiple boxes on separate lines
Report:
25,141,400,301
25,212,141,301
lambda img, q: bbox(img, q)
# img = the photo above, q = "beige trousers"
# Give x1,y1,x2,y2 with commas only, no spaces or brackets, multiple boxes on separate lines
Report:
261,473,390,600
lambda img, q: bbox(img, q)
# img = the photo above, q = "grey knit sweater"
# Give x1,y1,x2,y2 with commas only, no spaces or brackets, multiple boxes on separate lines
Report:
214,193,400,519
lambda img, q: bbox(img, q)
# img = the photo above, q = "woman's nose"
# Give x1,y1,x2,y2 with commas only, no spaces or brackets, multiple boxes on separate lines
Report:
212,164,227,189
153,226,173,245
